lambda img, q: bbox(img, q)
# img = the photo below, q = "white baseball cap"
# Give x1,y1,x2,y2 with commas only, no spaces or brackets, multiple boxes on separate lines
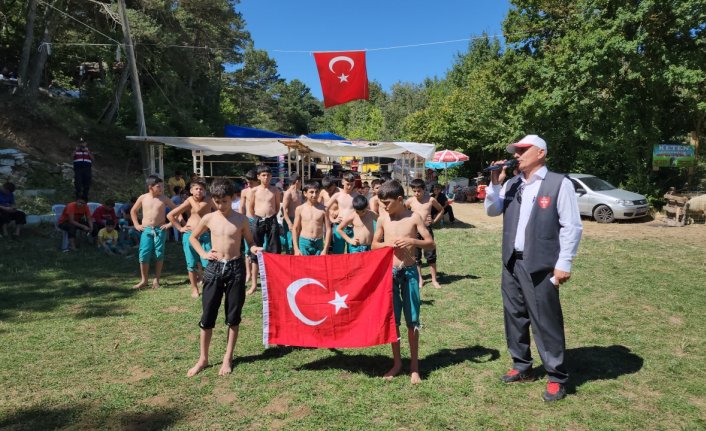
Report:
506,134,548,155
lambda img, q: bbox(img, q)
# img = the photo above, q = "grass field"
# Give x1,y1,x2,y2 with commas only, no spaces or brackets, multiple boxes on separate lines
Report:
0,211,704,430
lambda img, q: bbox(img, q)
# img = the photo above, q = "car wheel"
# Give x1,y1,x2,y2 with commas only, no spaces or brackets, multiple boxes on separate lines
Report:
593,205,615,223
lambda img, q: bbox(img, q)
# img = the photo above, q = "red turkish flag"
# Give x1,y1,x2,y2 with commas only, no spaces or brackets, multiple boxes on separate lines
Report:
259,247,396,348
313,50,369,108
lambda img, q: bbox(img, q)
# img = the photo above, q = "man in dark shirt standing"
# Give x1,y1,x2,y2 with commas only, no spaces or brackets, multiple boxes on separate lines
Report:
72,138,93,200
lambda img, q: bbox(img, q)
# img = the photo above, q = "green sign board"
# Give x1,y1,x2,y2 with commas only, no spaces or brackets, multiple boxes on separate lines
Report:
652,144,696,169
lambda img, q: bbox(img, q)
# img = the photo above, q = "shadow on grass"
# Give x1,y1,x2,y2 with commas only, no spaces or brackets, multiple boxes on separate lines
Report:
235,346,296,366
115,408,183,430
436,272,481,283
0,405,182,430
421,299,435,306
296,345,500,378
437,221,476,230
0,240,184,321
565,345,644,393
0,406,80,430
531,345,644,393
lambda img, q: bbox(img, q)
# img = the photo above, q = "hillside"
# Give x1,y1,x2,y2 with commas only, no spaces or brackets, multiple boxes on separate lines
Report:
0,93,145,212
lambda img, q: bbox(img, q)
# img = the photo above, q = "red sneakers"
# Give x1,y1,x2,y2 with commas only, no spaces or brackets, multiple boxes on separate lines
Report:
500,369,536,383
543,382,567,401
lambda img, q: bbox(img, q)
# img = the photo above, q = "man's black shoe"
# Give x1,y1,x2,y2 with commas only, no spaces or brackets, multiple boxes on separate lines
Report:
543,382,566,401
500,369,535,383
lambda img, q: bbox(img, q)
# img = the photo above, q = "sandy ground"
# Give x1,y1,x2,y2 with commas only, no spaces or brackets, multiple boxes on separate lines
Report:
450,202,706,246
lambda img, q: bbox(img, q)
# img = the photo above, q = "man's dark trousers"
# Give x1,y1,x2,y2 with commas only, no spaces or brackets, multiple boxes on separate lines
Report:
502,254,567,384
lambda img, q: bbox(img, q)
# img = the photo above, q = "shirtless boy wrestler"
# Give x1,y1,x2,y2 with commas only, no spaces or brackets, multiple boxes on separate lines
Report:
406,178,444,289
246,165,281,295
187,178,262,377
167,178,216,297
281,173,303,254
292,180,331,256
130,175,178,289
326,171,359,254
336,194,377,253
372,180,435,384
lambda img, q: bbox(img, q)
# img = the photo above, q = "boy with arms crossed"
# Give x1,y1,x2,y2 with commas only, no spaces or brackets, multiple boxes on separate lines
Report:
372,180,435,384
281,173,303,254
326,171,359,254
246,165,281,295
406,179,444,289
167,178,216,297
130,175,177,289
336,194,377,253
187,179,262,377
292,181,331,256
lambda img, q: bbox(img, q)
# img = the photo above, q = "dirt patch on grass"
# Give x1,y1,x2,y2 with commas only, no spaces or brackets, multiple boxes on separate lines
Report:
452,203,706,244
113,366,154,384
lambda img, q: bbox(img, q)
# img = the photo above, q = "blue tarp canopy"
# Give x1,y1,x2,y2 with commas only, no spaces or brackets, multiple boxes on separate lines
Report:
224,125,346,141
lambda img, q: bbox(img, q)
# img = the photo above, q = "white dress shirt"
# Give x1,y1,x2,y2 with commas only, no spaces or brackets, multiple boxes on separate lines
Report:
485,166,583,272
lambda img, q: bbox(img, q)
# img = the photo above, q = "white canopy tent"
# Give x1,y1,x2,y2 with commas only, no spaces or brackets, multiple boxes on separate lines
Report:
126,135,435,180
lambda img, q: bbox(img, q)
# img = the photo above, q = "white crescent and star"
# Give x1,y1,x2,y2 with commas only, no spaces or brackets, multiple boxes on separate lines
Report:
286,278,349,326
328,56,355,83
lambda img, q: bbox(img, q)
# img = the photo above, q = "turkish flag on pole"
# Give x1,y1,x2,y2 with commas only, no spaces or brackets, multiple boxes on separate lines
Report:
313,50,369,108
259,247,396,348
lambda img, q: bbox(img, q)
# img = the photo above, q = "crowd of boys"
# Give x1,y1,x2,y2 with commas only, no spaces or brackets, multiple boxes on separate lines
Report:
112,166,446,384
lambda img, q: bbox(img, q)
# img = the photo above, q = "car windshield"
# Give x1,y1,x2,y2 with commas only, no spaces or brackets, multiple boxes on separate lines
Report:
580,176,616,191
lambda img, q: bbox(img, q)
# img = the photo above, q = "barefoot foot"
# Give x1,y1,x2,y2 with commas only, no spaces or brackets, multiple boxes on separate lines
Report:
410,371,422,384
132,281,147,289
219,360,233,376
383,363,402,381
187,360,208,377
246,286,256,296
432,280,441,289
191,290,200,298
151,279,160,289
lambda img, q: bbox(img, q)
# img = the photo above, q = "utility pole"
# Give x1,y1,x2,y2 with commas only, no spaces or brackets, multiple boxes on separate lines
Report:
117,0,152,176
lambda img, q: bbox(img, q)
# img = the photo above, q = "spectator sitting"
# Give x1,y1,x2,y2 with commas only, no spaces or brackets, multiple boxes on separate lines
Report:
0,182,27,239
58,197,93,251
97,219,124,255
92,199,118,237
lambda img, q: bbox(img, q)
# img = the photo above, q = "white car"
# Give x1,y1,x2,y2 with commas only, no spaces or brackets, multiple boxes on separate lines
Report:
568,174,649,223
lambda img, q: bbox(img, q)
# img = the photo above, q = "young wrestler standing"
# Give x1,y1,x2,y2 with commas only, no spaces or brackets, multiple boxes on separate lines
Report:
187,179,261,377
292,181,331,256
130,175,177,289
368,179,385,216
246,165,281,295
167,178,216,297
372,180,435,384
336,194,377,253
326,172,359,254
281,173,303,254
239,169,259,288
406,179,444,289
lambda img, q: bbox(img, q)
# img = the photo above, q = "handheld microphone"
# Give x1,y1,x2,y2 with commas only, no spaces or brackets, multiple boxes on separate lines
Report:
483,159,519,172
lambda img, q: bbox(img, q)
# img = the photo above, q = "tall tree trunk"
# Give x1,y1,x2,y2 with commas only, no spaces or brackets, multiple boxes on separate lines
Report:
25,0,62,102
99,63,130,125
18,0,38,90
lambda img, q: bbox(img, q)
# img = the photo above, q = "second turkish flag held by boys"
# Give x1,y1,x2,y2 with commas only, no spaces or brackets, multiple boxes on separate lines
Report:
313,50,369,108
259,247,396,348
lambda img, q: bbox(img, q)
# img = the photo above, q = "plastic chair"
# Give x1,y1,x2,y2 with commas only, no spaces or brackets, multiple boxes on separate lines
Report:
87,202,101,216
51,204,69,250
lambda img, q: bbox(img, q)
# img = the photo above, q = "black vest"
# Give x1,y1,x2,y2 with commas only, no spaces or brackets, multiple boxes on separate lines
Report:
502,171,565,274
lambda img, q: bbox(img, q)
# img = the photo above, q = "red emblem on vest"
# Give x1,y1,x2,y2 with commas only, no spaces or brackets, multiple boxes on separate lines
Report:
538,196,551,209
